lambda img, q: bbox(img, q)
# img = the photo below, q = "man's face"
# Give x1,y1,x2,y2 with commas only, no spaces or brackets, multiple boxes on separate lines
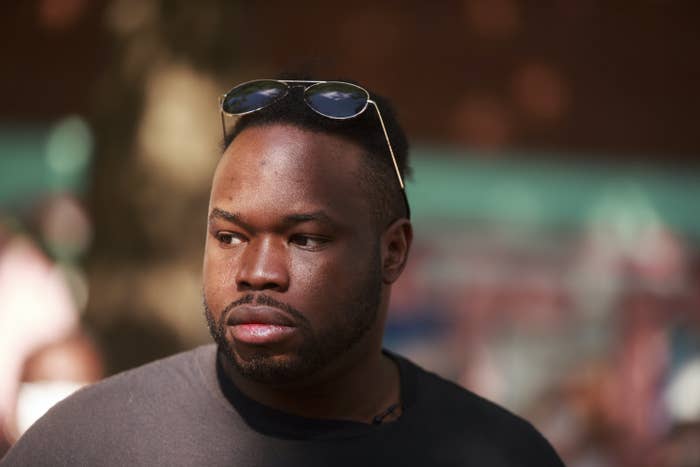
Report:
203,124,385,384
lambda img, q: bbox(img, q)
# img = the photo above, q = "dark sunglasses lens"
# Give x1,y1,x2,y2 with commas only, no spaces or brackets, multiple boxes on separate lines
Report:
304,82,368,118
222,80,288,114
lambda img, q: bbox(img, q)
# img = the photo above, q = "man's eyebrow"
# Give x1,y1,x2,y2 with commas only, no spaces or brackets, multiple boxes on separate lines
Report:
282,211,337,227
208,208,254,231
209,208,338,230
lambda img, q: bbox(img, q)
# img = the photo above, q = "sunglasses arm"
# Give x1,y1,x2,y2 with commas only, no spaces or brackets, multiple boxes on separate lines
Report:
368,100,405,190
219,95,228,141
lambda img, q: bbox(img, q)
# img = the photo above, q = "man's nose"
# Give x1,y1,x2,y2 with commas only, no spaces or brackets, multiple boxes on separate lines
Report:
235,237,289,292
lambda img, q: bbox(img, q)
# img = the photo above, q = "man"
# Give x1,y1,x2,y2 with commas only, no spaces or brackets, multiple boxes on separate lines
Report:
2,79,565,466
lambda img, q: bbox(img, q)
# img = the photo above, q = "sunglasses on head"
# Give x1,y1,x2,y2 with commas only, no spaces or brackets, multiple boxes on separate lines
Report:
219,79,410,219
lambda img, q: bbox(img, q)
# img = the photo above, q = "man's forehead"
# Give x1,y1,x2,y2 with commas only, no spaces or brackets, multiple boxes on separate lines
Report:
210,124,369,219
215,125,365,183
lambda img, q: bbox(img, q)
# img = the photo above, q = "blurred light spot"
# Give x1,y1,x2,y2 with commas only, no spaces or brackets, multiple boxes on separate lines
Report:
627,227,686,290
464,0,520,40
0,238,79,380
39,194,93,260
452,93,512,150
665,358,700,423
137,64,220,191
588,188,661,254
45,116,93,177
16,381,85,434
512,63,569,121
593,193,659,247
38,0,88,30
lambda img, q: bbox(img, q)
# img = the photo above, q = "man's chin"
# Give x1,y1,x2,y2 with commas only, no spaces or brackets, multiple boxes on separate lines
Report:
221,343,321,384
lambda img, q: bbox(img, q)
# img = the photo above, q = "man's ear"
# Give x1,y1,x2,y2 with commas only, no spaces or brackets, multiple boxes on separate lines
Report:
381,219,413,284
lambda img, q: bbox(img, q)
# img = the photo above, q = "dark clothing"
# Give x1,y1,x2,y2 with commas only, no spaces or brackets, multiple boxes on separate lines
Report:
2,345,564,466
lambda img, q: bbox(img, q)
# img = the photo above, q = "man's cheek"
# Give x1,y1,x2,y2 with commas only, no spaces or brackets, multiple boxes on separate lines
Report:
204,257,239,290
203,280,226,314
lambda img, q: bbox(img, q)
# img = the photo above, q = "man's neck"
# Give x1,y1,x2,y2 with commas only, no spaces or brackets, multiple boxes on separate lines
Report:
219,347,401,424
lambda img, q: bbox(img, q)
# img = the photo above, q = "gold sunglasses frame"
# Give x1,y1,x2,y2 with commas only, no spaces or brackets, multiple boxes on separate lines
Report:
219,79,406,193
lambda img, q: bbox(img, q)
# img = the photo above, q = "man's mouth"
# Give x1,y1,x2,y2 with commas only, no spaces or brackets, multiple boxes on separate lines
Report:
226,305,298,345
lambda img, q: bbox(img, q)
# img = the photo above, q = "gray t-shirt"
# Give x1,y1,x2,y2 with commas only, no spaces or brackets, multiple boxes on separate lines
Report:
2,345,564,466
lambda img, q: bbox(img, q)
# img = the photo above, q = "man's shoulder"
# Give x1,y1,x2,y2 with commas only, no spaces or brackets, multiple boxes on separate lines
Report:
395,353,565,467
2,345,220,466
396,353,522,423
67,344,214,404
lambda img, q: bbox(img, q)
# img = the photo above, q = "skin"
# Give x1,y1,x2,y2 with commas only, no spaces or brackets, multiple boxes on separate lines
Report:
203,124,412,423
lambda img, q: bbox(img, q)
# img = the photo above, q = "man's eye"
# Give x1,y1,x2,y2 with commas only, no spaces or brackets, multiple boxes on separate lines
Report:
216,232,244,246
290,234,328,250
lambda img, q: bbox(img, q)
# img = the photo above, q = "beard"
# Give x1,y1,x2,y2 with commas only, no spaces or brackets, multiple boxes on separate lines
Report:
203,249,383,384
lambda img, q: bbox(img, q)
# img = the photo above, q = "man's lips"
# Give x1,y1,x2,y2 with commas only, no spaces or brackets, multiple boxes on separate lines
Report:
226,305,298,345
226,305,297,327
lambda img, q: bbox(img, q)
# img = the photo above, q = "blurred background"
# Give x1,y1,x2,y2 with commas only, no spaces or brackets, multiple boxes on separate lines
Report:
1,1,699,465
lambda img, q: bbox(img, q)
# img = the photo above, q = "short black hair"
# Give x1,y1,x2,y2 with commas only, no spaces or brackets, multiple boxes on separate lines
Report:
221,77,411,227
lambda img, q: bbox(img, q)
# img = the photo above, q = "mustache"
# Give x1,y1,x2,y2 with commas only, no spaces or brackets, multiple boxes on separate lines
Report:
221,293,311,328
